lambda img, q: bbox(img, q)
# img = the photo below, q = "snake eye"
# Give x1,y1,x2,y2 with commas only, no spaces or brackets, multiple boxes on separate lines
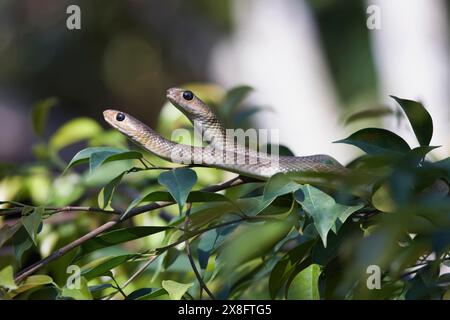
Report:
116,112,126,121
182,90,194,101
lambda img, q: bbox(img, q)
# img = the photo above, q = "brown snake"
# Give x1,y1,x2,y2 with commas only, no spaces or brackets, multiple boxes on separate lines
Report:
103,88,346,180
103,88,448,196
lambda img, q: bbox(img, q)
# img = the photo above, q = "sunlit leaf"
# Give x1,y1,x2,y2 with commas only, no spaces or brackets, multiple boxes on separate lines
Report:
0,266,17,290
50,117,102,151
14,275,55,295
61,277,93,300
161,280,193,300
286,264,321,299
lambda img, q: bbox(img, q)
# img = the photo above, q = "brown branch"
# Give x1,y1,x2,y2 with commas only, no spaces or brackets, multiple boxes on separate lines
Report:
14,176,252,283
0,206,119,217
184,203,216,300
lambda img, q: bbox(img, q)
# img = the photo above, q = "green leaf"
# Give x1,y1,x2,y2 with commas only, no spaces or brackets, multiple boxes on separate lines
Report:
294,185,363,247
242,173,300,216
90,150,142,173
161,280,193,300
64,147,142,174
286,264,321,299
391,96,433,146
98,172,125,209
0,222,22,247
61,277,93,300
233,106,269,126
124,190,233,217
50,117,103,151
269,240,315,299
334,128,410,155
66,147,121,171
82,254,138,280
76,226,171,259
158,168,197,212
126,288,167,300
31,97,58,138
14,275,55,295
221,85,253,114
197,224,237,270
344,107,394,125
12,227,34,265
21,207,43,245
219,206,296,272
0,266,17,290
264,173,300,201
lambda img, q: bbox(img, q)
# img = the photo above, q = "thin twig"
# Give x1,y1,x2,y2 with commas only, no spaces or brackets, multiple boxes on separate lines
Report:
122,255,158,289
14,176,251,283
184,203,216,300
110,274,127,299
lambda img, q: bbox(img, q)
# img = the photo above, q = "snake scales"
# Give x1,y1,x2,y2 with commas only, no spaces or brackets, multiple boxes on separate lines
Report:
103,88,347,180
103,87,448,196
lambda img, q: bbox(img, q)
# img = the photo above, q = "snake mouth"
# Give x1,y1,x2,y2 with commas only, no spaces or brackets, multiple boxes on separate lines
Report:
166,87,184,103
103,109,117,124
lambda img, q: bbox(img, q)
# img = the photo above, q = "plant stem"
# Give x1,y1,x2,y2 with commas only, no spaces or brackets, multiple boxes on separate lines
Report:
14,176,251,283
184,203,216,300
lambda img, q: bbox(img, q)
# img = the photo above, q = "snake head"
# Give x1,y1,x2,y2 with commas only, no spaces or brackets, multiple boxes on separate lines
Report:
103,109,152,138
166,87,213,120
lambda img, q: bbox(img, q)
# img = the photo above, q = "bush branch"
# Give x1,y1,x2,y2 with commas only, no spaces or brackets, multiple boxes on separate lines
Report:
14,176,252,283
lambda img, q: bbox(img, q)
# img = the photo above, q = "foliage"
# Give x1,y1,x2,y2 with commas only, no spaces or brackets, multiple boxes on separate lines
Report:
0,86,449,300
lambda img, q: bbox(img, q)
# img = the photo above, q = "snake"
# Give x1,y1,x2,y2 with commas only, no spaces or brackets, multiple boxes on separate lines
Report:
103,87,449,196
103,88,347,180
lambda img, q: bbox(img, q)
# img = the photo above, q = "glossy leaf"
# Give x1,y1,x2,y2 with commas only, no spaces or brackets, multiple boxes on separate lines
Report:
98,172,125,209
294,185,363,247
82,254,138,280
334,128,410,155
391,96,433,146
64,147,141,174
126,288,167,300
158,168,197,212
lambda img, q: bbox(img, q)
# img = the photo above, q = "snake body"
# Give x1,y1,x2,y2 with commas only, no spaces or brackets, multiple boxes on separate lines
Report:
103,88,347,180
